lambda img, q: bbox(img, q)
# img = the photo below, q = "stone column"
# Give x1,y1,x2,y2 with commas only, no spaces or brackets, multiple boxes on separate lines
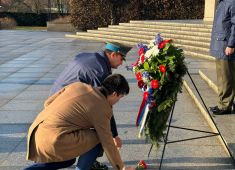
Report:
203,0,217,22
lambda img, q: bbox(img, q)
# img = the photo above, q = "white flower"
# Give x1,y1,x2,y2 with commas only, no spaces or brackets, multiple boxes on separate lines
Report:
152,46,159,56
132,66,137,73
145,46,159,59
148,39,155,48
142,77,149,83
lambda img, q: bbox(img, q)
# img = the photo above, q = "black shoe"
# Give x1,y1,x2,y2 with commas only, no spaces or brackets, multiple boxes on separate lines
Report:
209,106,231,115
209,106,218,112
90,161,108,170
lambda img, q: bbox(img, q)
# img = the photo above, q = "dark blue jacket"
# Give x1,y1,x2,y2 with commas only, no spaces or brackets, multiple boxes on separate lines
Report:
50,51,112,95
50,51,118,137
210,0,235,60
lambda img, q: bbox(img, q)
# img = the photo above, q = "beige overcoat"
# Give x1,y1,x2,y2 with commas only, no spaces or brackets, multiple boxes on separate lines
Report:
26,82,124,169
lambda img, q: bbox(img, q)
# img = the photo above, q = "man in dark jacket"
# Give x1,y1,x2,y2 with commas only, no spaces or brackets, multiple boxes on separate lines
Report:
210,0,235,115
49,42,132,169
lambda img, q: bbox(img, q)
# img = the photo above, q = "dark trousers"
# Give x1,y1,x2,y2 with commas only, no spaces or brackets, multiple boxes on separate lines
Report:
24,144,102,170
24,159,75,170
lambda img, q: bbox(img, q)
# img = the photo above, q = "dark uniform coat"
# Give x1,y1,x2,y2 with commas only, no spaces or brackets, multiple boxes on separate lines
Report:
49,51,118,137
49,51,112,95
210,0,235,60
26,82,124,170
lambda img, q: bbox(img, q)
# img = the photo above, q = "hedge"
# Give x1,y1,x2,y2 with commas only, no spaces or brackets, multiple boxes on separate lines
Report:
0,12,68,26
70,0,204,31
0,0,204,28
69,0,139,31
140,0,204,20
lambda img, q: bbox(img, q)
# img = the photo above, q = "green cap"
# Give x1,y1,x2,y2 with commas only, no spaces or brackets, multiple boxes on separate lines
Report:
105,42,132,59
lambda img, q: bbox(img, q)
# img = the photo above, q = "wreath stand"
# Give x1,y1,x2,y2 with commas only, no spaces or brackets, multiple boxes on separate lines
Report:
147,70,235,170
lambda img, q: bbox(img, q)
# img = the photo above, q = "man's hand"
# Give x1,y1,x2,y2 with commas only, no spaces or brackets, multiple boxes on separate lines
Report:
225,47,235,56
113,136,122,149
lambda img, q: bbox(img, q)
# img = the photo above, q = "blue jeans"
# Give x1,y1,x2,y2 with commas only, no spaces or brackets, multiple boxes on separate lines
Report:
24,144,102,170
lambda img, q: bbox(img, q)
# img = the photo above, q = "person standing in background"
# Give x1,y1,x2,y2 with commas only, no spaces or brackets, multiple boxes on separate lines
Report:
210,0,235,115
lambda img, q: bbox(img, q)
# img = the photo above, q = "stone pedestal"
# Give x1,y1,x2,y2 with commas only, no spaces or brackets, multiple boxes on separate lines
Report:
203,0,217,22
47,22,77,32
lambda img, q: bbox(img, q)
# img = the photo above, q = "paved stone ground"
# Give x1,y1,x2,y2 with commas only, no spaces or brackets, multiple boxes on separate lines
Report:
0,30,234,170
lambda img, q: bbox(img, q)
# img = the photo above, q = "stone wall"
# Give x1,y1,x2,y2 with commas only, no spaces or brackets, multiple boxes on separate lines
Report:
47,22,76,32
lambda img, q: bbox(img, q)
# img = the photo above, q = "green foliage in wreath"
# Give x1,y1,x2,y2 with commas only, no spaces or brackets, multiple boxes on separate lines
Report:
132,33,187,146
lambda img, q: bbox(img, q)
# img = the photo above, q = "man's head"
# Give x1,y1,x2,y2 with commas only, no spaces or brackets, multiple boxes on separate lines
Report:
104,42,132,69
100,74,129,106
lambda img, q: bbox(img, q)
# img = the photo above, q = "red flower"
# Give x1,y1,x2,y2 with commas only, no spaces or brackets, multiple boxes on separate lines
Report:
158,39,172,49
138,47,145,56
149,101,157,109
159,65,166,73
143,92,148,100
132,63,137,67
136,72,142,81
137,160,148,169
140,53,145,63
137,80,145,88
151,79,159,89
133,58,140,66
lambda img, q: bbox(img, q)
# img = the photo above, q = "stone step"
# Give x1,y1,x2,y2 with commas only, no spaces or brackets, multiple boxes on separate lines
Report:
74,32,144,43
66,34,214,61
196,67,235,162
66,34,137,45
199,69,218,94
183,57,235,162
115,23,211,33
129,20,213,29
66,20,214,61
87,30,211,42
76,32,210,48
98,27,212,38
87,30,210,53
109,25,210,34
185,51,214,61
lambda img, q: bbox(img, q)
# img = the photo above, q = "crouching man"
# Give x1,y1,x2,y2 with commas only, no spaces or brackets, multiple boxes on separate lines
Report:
24,74,135,170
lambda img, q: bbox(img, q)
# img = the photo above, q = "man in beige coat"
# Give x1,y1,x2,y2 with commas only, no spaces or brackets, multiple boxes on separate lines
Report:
24,74,135,170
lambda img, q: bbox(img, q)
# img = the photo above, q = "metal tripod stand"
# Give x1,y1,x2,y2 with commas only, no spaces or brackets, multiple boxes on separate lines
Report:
148,70,235,170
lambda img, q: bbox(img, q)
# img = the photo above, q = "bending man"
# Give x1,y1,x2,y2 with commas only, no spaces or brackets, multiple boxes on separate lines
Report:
24,74,135,170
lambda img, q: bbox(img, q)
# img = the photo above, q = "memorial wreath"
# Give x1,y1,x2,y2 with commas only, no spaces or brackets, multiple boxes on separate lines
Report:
132,33,187,146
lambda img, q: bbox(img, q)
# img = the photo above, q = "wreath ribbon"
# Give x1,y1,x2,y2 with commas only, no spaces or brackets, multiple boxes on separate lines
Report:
136,96,147,126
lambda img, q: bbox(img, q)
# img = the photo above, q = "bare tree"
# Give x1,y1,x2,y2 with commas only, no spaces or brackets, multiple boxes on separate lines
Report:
5,0,32,12
53,0,69,14
24,0,48,13
56,0,61,14
109,0,130,25
1,0,69,13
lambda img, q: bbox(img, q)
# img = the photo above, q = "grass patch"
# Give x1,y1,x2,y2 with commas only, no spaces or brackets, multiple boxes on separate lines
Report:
16,26,47,31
